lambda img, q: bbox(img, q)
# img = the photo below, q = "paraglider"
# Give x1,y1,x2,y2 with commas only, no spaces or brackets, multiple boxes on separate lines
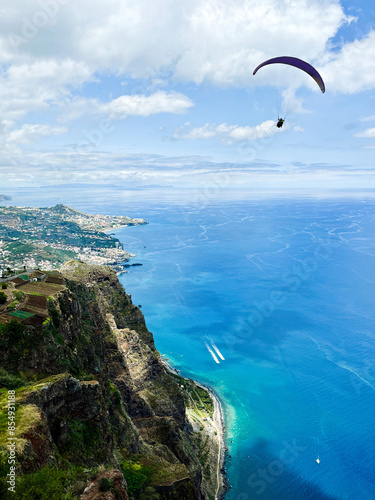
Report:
253,56,325,128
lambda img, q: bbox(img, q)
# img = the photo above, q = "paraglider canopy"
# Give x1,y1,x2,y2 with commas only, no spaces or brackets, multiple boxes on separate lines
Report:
253,56,325,93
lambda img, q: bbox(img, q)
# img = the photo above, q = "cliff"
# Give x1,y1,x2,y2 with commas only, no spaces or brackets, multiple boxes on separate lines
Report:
0,262,224,500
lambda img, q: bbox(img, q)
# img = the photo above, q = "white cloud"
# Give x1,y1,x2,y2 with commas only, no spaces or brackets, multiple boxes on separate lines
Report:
322,31,375,94
354,128,375,138
361,114,375,122
0,0,354,88
1,150,374,192
7,124,68,144
102,91,193,120
0,0,370,141
0,60,92,125
0,0,374,174
56,91,193,122
173,0,352,88
281,88,310,115
174,120,281,143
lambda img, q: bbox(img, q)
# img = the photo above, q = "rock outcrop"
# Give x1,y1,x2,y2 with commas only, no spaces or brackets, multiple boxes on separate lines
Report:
0,262,224,499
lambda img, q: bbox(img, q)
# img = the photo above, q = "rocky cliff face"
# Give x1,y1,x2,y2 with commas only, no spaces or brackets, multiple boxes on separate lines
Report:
0,262,223,500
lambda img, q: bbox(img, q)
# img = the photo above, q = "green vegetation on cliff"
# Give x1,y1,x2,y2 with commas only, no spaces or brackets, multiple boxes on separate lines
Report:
0,263,223,500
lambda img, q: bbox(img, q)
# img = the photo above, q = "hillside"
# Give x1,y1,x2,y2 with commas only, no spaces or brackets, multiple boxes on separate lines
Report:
0,204,146,271
0,262,225,500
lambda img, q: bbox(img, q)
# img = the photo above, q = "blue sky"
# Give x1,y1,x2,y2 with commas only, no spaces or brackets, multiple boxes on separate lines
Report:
1,0,375,193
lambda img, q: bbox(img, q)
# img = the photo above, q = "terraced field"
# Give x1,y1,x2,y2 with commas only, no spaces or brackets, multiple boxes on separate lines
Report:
26,294,48,309
18,282,65,296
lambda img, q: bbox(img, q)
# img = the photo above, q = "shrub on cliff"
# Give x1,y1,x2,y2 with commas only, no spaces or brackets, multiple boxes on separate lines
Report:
121,460,152,496
0,320,41,372
0,320,24,343
48,300,61,327
0,367,27,389
98,477,113,491
61,419,107,464
0,464,86,500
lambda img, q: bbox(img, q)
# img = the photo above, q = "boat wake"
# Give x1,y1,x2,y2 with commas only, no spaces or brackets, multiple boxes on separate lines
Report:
205,338,225,363
205,342,220,363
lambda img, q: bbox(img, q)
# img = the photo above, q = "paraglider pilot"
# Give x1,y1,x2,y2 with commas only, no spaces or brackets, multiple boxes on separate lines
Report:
253,56,326,131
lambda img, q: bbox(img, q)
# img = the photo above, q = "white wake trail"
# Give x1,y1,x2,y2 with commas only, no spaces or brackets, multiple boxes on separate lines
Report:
205,343,220,364
210,341,225,361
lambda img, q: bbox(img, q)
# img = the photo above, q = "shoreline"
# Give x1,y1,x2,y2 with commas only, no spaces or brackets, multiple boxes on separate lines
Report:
160,358,227,500
103,221,147,234
103,224,127,233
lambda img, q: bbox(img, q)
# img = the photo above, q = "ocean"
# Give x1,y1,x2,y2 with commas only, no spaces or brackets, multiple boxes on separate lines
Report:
6,189,375,499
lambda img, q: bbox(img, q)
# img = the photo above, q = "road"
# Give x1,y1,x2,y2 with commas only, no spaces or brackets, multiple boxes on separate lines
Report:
0,270,33,283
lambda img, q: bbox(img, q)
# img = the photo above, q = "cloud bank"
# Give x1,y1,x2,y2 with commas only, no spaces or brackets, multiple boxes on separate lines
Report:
1,0,357,88
0,0,374,175
174,120,281,143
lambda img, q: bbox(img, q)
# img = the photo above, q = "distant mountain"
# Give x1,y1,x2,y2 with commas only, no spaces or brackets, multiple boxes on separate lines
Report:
40,183,175,190
50,203,87,216
0,195,12,202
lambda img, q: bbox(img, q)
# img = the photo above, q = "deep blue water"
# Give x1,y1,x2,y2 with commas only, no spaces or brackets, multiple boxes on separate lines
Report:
5,189,375,499
116,198,375,500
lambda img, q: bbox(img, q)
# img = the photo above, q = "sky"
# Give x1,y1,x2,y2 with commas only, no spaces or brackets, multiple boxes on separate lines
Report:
1,0,375,193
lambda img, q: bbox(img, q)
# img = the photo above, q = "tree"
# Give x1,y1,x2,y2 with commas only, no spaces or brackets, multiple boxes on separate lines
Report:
0,292,7,305
13,291,24,301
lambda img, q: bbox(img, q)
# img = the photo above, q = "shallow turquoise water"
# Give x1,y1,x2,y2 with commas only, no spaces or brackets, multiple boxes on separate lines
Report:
7,189,375,499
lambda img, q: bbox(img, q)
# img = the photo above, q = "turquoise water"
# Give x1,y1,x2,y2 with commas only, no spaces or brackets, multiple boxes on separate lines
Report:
114,198,375,500
6,189,375,498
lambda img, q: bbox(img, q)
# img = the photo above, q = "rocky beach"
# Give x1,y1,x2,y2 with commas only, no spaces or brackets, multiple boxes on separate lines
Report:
161,359,227,499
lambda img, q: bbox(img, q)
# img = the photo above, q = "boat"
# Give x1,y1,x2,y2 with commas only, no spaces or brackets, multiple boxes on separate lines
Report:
316,455,320,464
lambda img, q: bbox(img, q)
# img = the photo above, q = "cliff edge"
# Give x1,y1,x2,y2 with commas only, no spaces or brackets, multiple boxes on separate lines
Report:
0,262,225,500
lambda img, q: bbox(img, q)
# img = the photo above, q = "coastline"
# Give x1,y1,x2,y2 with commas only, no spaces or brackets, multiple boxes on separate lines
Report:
160,358,227,500
103,224,127,233
102,220,147,233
